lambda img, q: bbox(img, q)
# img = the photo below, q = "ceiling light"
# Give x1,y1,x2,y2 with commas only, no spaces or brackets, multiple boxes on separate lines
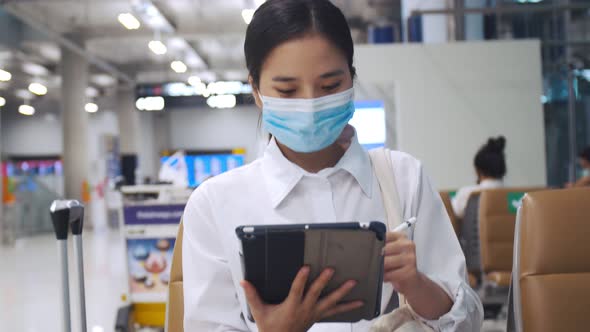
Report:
136,96,165,111
242,9,255,24
148,40,167,55
188,76,201,86
39,44,61,62
28,82,48,96
19,104,35,116
22,62,49,76
92,74,116,87
0,69,11,82
85,102,99,113
118,13,141,30
0,96,5,107
86,86,99,98
170,60,187,73
207,94,237,109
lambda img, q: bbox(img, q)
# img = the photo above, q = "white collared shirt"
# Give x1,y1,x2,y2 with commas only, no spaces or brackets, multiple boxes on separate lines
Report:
451,179,505,219
182,137,484,332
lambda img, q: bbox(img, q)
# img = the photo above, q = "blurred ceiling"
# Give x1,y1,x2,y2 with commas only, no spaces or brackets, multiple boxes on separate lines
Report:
0,0,400,107
0,0,588,110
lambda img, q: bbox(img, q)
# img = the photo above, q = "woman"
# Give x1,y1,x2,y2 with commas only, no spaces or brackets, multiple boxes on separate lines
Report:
566,146,590,188
183,0,483,331
451,137,506,218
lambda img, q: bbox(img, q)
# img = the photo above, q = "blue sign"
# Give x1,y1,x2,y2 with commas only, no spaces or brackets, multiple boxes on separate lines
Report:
161,154,245,188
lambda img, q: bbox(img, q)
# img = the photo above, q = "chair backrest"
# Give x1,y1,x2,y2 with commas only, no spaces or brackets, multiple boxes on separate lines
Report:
165,221,184,332
513,188,590,332
460,192,482,274
479,188,541,274
439,191,460,236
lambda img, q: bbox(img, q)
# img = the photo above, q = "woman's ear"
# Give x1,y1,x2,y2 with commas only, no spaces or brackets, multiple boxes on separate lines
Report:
249,76,262,109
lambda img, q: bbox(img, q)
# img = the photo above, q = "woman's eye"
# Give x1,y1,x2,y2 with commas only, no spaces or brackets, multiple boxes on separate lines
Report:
322,82,341,91
276,88,296,95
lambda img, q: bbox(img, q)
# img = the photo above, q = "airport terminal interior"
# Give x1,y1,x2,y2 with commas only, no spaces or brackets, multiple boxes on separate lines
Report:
1,0,590,331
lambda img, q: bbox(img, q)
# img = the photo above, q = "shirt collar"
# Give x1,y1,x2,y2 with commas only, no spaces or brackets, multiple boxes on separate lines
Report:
334,135,373,197
480,179,503,187
261,135,373,209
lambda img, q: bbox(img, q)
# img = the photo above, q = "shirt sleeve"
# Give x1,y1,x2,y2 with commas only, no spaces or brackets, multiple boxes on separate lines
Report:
451,186,473,219
394,154,484,331
182,185,250,332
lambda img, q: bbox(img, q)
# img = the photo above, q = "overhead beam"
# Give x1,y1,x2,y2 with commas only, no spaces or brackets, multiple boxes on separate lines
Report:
411,3,590,16
81,28,245,42
3,2,135,86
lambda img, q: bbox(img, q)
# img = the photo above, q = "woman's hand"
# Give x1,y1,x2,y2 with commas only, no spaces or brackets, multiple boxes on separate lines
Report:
383,231,454,319
240,267,363,332
383,232,420,294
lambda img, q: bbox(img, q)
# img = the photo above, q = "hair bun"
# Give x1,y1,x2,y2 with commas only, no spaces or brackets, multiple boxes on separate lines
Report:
486,136,506,153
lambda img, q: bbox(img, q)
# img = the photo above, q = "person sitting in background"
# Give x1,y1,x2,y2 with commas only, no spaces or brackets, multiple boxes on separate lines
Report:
566,146,590,188
452,136,507,218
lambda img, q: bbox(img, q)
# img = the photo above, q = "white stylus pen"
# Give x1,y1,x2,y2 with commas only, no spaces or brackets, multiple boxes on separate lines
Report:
392,217,417,232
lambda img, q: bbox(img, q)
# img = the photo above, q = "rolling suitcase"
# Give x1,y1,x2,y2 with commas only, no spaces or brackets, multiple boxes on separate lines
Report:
49,200,88,332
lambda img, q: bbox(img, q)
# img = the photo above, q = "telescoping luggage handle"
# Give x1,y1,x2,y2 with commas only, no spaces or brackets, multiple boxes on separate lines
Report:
49,200,88,332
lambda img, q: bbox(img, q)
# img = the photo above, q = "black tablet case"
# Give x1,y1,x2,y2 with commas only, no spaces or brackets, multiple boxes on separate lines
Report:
236,222,386,323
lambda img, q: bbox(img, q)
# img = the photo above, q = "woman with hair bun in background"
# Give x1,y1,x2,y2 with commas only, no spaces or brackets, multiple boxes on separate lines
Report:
452,136,507,218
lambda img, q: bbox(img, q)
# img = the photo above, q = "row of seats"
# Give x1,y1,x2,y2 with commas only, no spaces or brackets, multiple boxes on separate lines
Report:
440,188,539,288
442,187,590,330
441,188,543,318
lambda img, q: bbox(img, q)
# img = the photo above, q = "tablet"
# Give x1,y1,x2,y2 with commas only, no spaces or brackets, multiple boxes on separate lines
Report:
236,222,386,323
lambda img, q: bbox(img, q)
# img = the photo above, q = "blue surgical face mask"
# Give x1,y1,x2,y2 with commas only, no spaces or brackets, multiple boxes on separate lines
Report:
581,168,590,178
260,88,355,153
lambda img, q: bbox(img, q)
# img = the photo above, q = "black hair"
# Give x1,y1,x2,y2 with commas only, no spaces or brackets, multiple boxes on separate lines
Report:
244,0,356,88
474,136,507,179
579,146,590,162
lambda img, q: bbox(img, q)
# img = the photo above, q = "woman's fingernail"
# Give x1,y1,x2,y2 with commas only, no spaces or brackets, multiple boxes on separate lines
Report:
348,280,357,287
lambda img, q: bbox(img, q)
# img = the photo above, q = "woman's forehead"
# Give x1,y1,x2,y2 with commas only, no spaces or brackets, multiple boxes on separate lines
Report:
260,34,349,80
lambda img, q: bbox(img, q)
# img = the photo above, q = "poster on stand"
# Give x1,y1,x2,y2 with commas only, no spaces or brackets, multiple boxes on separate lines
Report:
123,203,184,302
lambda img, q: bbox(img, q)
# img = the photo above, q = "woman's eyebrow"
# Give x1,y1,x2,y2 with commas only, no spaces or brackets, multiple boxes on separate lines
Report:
320,69,345,79
272,76,298,82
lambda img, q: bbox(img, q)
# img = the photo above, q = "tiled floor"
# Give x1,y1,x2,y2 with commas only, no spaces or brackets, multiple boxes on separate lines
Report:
1,228,507,332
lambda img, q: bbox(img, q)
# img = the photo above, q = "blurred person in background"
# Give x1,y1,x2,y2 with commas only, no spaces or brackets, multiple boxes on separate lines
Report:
452,137,507,218
181,0,483,331
566,146,590,188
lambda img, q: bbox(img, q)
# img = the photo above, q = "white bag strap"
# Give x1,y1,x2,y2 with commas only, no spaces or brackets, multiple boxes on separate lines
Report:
369,148,432,331
368,148,403,230
368,148,406,306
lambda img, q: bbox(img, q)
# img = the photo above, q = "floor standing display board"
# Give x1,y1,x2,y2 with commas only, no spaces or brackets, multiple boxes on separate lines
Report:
117,185,190,330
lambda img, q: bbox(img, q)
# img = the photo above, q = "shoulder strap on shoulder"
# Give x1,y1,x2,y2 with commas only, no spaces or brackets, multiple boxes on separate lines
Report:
369,148,409,308
368,148,404,230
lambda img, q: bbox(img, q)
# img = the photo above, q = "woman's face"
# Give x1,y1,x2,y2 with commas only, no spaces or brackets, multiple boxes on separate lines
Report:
252,33,353,105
